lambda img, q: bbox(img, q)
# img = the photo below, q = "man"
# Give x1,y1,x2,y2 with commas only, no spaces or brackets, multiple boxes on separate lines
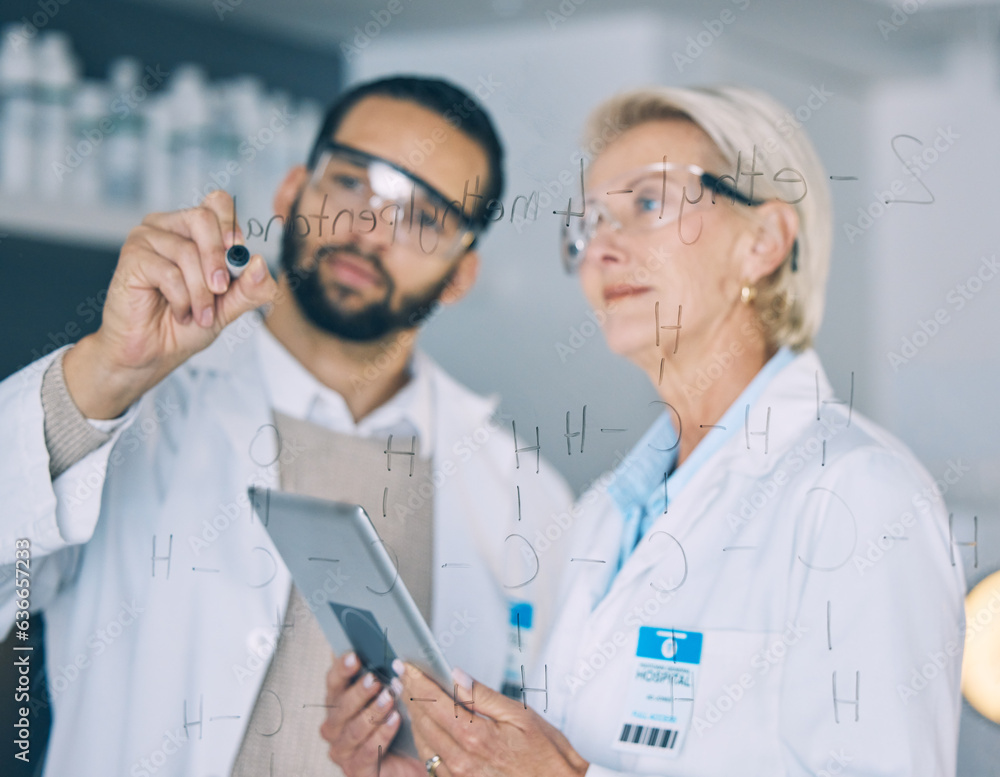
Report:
0,76,571,777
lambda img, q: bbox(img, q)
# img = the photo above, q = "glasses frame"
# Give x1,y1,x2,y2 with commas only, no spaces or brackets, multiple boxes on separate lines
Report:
308,139,481,260
560,161,799,274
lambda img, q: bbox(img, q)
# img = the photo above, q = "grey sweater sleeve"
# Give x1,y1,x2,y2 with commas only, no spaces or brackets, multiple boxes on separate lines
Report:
41,349,113,479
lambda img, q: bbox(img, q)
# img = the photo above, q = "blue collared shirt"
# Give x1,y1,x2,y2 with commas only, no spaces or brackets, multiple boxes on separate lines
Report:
608,347,796,573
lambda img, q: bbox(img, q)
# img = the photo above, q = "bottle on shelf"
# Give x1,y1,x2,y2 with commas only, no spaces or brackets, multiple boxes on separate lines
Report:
34,31,79,201
68,81,109,205
103,57,145,206
0,24,36,196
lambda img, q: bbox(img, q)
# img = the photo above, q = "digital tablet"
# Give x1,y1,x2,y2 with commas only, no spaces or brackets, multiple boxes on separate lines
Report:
249,487,453,757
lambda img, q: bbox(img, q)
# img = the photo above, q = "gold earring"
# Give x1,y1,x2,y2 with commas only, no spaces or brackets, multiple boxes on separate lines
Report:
740,283,757,305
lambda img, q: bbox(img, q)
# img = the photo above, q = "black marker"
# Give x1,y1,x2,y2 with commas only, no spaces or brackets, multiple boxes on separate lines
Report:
225,195,249,279
226,244,250,279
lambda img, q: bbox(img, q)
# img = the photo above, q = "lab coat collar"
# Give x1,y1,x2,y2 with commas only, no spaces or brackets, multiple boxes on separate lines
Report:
254,319,437,457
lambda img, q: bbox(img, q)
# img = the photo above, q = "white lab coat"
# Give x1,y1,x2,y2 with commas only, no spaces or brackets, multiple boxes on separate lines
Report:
536,349,966,777
0,311,572,777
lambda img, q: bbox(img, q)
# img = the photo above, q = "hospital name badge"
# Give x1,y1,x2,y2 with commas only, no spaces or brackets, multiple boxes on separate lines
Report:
612,627,702,758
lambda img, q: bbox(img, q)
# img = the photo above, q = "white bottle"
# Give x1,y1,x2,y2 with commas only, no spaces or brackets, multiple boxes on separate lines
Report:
227,75,266,221
261,90,294,200
35,31,79,200
207,81,240,203
103,57,144,205
292,98,322,166
0,24,36,196
168,64,210,209
142,94,172,211
69,81,108,205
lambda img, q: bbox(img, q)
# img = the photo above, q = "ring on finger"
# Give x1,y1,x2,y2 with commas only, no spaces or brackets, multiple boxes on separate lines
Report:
425,754,443,775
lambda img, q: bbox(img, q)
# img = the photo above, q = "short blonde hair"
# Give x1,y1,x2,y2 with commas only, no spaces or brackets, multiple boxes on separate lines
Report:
582,85,832,351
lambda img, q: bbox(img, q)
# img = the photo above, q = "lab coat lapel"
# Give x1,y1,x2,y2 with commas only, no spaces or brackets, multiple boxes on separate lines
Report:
595,350,835,605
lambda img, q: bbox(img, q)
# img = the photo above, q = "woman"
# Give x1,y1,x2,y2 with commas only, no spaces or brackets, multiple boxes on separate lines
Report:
325,85,967,777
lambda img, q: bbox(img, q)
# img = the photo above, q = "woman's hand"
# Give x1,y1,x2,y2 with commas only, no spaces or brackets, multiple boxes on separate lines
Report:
400,664,589,777
319,653,424,777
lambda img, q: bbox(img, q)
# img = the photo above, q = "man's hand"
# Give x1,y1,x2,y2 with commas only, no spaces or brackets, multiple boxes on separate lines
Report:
63,190,277,419
401,664,589,777
320,652,423,777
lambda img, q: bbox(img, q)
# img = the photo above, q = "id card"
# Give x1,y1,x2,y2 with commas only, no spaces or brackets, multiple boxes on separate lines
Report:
612,627,702,757
500,602,534,700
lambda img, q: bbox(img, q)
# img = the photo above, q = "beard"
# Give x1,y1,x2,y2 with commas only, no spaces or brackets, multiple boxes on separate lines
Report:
278,197,456,342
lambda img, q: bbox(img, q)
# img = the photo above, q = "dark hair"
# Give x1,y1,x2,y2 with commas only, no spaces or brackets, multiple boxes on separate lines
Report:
306,75,505,233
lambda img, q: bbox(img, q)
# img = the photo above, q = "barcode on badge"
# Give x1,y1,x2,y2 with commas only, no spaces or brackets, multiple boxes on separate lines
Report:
618,723,678,749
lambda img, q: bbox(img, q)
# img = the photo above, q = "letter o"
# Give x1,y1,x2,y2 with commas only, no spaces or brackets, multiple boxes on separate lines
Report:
751,492,767,509
868,200,884,219
580,321,596,337
76,139,93,157
107,620,123,639
473,427,490,444
33,11,47,26
591,653,606,670
717,696,733,712
418,481,433,499
912,331,928,347
771,641,786,658
707,362,723,380
439,631,454,648
796,106,811,122
922,146,939,165
968,277,983,294
696,30,713,47
921,662,939,680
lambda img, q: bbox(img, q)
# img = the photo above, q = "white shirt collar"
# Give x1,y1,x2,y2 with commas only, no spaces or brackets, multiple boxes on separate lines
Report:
254,320,436,457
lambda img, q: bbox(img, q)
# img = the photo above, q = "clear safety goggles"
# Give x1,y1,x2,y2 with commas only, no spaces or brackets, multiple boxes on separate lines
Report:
559,161,770,274
307,140,479,260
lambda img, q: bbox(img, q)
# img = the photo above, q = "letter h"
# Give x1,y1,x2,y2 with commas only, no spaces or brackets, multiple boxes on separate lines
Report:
152,534,173,579
512,421,540,474
816,370,854,427
183,694,204,740
949,513,978,569
745,405,771,453
832,670,859,723
384,434,416,476
516,663,549,712
565,405,587,455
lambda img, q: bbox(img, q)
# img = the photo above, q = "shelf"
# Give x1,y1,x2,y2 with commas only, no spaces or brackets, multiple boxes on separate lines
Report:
0,194,143,252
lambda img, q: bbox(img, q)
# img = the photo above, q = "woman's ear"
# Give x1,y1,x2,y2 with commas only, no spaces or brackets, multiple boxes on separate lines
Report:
439,251,480,306
741,200,799,283
273,165,310,219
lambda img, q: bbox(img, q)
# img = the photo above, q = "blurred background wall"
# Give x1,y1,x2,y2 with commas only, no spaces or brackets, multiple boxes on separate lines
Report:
1,0,997,772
